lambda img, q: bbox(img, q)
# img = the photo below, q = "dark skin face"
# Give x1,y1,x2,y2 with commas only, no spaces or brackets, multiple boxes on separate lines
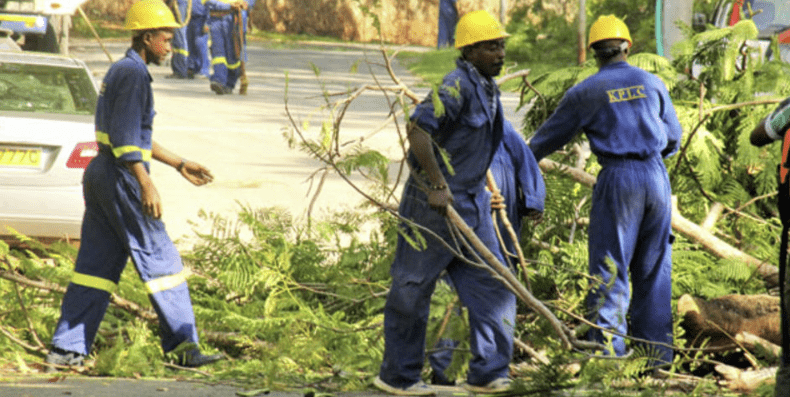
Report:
463,38,506,78
139,29,174,66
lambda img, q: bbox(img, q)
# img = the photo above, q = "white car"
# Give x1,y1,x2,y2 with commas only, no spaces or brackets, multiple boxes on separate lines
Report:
0,49,98,244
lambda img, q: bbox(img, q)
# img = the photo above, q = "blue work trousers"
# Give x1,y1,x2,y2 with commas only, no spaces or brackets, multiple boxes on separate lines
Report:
208,13,242,89
586,155,674,367
50,154,199,355
171,24,189,77
187,15,209,76
380,190,516,388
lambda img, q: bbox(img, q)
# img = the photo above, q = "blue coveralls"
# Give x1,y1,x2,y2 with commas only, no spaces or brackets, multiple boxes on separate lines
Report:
205,0,252,91
437,0,457,49
170,0,189,78
379,59,514,388
188,0,210,77
428,123,545,383
529,61,682,367
50,49,199,356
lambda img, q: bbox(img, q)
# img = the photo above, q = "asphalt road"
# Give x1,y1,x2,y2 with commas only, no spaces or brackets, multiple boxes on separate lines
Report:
0,38,528,396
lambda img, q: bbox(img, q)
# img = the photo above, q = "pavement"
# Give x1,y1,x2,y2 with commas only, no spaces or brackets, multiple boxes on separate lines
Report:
0,38,529,396
0,372,477,397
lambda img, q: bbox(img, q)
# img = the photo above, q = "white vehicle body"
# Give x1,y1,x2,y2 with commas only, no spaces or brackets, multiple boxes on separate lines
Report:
0,50,98,243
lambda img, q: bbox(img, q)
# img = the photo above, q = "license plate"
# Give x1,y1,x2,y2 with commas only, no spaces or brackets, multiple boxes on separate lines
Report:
0,146,41,167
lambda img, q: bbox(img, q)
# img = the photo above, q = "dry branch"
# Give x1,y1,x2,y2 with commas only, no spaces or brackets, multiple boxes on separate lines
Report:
715,363,776,392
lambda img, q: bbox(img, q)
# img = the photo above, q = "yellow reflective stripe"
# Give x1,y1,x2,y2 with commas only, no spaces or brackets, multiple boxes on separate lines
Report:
96,131,110,145
95,131,152,161
113,145,152,161
173,48,189,57
145,269,189,294
0,15,40,28
71,272,117,294
210,57,241,69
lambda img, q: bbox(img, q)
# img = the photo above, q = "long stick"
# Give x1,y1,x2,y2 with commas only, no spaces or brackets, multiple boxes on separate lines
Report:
236,7,248,95
445,205,575,350
77,6,113,63
486,170,532,291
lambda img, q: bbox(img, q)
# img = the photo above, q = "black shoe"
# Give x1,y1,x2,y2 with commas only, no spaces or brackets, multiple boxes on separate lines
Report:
175,348,224,368
222,86,233,95
210,81,225,95
186,70,196,79
430,371,455,386
45,347,84,372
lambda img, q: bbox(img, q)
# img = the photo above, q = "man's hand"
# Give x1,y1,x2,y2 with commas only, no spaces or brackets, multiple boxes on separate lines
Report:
179,161,214,186
139,174,163,219
427,186,453,216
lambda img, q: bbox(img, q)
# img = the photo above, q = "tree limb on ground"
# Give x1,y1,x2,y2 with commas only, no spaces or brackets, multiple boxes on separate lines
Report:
715,363,776,392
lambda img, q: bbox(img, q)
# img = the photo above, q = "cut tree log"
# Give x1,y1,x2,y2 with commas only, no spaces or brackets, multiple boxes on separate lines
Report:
678,293,780,351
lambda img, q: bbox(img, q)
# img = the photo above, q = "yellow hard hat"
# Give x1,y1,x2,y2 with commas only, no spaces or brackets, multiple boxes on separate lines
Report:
455,10,510,49
588,15,632,49
124,0,180,31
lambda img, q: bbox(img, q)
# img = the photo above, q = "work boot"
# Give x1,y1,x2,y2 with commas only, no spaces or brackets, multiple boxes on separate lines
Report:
45,347,84,372
210,81,225,95
171,342,224,368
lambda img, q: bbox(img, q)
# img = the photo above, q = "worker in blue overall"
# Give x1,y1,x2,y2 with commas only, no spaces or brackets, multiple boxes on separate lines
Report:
374,10,516,396
167,0,189,78
204,0,251,95
428,124,545,386
437,0,457,49
45,0,221,371
749,99,790,396
528,15,682,372
186,0,210,78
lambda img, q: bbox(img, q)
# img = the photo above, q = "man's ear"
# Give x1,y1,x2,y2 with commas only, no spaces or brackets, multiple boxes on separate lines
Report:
143,31,153,46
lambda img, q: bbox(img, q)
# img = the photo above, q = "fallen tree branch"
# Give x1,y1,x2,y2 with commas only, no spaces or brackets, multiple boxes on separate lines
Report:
446,205,602,352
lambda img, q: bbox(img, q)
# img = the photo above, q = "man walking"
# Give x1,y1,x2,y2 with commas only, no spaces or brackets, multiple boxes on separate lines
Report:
374,10,519,396
45,0,221,371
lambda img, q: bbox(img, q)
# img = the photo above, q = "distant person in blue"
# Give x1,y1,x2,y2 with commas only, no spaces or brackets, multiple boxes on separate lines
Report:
437,0,457,49
44,0,221,372
528,15,682,372
373,10,523,396
428,126,545,386
204,0,253,95
187,0,210,78
167,0,189,78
